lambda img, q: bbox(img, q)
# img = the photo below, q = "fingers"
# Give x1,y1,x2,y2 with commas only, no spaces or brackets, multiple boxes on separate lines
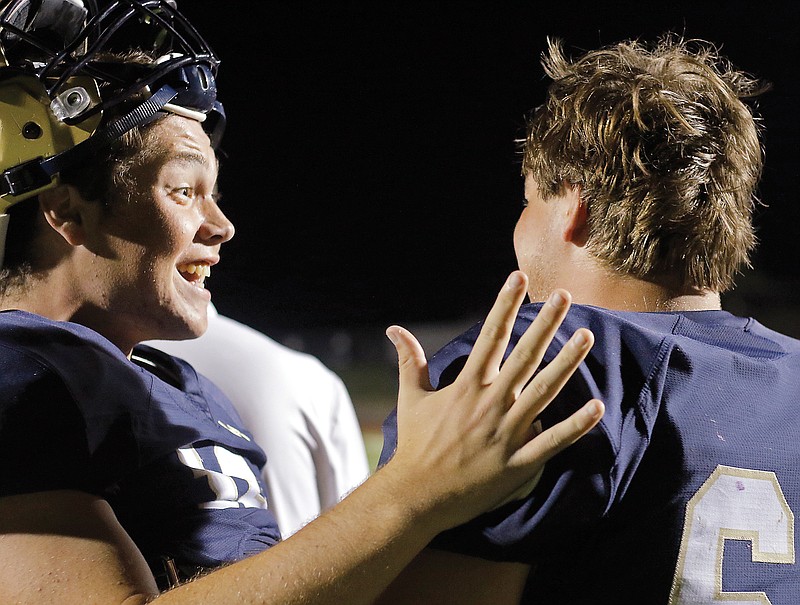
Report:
494,289,572,399
510,399,604,469
505,326,594,430
460,271,529,383
386,325,433,394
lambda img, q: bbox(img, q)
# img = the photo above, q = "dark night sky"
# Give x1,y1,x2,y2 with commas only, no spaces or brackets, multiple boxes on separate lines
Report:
177,2,800,336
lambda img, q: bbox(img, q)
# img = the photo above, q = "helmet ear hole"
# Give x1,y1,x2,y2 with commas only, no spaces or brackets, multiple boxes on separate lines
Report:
22,122,42,139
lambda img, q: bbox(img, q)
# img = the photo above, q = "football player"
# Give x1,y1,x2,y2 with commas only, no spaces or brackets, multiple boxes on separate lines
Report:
0,2,603,603
379,38,800,604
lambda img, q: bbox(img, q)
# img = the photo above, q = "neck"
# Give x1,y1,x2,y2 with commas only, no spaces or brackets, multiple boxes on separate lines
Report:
0,271,75,319
543,258,722,313
577,280,722,312
0,271,138,357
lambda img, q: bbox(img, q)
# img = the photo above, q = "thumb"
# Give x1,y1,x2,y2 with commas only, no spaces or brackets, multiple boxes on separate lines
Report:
386,325,433,395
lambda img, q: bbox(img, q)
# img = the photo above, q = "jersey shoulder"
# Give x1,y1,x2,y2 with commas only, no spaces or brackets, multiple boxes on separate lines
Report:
0,311,147,495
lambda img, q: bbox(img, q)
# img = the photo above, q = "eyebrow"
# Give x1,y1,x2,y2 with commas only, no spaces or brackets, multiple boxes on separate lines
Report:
172,151,213,167
167,151,221,178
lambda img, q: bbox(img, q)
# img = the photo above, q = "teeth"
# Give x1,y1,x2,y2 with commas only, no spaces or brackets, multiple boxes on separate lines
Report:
177,263,211,281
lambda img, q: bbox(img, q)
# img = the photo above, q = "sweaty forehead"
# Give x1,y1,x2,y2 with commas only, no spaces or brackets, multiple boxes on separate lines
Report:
153,116,218,175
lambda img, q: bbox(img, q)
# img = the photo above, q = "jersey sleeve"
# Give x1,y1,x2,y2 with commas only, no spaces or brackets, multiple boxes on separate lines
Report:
0,348,122,497
378,304,669,563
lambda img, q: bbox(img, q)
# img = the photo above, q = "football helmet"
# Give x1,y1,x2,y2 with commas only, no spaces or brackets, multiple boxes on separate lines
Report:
0,0,224,255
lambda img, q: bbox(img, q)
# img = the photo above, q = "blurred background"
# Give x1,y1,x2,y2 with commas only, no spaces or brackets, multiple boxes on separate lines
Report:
180,1,799,464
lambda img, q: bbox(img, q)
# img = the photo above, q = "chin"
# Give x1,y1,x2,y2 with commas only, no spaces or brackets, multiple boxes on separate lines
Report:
152,307,208,342
176,313,208,340
162,285,211,338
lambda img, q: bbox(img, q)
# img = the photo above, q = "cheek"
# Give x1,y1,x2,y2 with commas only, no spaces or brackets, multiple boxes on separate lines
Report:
150,210,199,255
171,216,198,247
513,211,533,259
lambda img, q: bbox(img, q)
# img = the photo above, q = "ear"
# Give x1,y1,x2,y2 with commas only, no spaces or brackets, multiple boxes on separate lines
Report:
38,185,88,247
561,183,588,247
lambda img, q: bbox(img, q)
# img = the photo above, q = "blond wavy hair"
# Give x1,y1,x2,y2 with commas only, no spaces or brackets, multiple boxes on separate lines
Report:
522,37,767,292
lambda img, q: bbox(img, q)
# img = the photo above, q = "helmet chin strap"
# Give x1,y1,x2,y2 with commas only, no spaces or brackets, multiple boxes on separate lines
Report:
42,84,182,185
0,82,215,269
0,84,179,199
0,84,180,269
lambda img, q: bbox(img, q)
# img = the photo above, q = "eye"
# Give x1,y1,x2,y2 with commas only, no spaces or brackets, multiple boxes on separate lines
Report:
171,186,196,202
522,197,529,208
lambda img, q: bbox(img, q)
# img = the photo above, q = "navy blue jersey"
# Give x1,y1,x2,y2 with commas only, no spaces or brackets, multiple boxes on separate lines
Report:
380,304,800,603
0,311,281,588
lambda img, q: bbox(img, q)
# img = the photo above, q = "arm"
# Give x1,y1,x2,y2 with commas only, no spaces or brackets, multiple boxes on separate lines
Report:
375,548,531,605
0,272,603,604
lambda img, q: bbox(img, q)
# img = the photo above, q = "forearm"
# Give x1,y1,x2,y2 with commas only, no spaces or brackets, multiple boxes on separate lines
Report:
155,465,439,605
0,479,440,605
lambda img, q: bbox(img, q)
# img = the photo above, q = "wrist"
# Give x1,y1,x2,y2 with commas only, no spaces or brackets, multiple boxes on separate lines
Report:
368,457,458,538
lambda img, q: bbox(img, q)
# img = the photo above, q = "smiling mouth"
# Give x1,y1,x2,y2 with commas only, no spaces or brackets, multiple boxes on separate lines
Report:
177,262,211,288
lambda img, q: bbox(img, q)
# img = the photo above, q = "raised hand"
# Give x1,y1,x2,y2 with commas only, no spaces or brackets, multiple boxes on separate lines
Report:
385,270,604,527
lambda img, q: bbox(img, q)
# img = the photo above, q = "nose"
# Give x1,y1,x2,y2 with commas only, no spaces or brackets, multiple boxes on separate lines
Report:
196,197,235,245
